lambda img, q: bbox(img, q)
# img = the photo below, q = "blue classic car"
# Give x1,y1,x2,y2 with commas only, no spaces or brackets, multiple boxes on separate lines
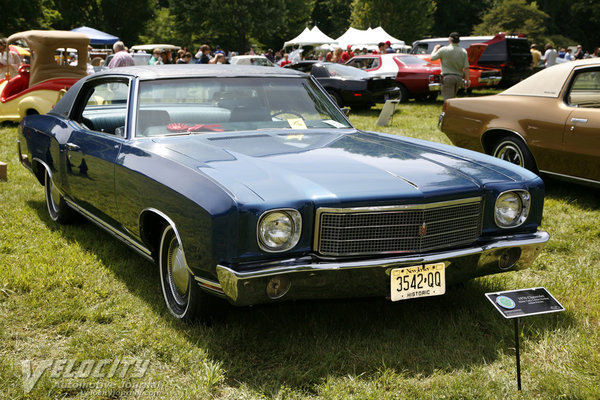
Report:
18,65,549,320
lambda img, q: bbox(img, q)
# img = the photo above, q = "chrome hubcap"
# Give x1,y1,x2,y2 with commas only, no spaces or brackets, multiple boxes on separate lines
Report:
167,237,189,306
495,143,523,167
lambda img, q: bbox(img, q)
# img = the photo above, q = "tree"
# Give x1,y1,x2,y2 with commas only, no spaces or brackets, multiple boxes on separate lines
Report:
472,0,549,45
169,0,314,53
349,0,436,45
1,0,48,36
100,0,154,46
432,0,493,37
538,0,600,52
312,0,352,39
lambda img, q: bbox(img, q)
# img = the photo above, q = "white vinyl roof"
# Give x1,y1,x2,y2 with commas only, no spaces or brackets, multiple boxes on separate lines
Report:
501,58,600,98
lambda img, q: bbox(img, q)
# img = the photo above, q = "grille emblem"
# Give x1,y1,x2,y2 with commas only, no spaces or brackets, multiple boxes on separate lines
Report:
419,222,428,237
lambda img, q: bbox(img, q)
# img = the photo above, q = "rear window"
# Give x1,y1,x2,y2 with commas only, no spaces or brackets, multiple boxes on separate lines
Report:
507,39,531,55
395,55,429,66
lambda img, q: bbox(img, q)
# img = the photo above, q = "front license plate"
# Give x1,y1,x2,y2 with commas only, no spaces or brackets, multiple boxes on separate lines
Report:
390,263,445,301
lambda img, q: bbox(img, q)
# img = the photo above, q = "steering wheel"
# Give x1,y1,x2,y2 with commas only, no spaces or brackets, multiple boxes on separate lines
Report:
271,110,304,119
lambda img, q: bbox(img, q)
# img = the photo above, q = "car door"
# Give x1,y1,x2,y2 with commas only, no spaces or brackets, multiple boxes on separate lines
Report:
65,77,130,225
562,67,600,182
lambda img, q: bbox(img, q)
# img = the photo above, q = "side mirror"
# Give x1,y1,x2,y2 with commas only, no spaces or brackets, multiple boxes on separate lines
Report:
341,107,350,117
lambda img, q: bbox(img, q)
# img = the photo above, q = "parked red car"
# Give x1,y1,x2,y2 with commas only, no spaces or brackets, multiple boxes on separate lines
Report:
418,44,502,90
345,54,441,102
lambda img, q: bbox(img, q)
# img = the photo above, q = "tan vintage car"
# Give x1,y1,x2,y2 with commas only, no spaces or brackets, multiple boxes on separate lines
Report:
439,58,600,187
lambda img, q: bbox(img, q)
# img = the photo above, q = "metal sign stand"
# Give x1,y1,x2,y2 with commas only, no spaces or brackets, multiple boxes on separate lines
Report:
514,318,521,390
485,287,564,391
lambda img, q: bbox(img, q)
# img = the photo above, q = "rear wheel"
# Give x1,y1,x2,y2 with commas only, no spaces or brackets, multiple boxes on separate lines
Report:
44,169,74,223
492,136,536,171
398,84,409,103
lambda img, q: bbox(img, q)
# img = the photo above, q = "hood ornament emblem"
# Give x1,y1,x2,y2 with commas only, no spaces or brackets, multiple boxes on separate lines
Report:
419,222,427,237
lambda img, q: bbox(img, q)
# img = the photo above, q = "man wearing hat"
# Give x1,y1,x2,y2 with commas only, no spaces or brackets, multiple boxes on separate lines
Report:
430,32,469,100
385,40,395,53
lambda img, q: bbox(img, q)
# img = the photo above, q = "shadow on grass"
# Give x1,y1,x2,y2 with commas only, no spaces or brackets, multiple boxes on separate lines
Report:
543,176,600,209
28,197,576,394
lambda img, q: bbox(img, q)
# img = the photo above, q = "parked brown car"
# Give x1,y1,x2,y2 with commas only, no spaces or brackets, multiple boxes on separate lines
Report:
439,59,600,187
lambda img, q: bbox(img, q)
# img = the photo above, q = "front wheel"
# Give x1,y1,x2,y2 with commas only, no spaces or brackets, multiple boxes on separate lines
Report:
44,169,74,223
159,225,219,321
491,136,536,171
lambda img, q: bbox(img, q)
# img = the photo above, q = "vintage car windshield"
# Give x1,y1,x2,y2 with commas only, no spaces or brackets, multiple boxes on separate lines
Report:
323,63,372,79
135,77,351,137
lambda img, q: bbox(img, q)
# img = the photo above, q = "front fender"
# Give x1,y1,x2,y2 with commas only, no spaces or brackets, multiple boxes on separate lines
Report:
18,91,60,118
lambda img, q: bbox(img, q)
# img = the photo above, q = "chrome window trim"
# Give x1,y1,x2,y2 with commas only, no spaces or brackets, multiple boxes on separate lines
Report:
75,75,133,139
313,197,483,255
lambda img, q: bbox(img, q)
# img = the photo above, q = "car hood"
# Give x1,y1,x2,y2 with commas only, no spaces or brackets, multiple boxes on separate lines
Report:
467,43,487,65
151,130,529,205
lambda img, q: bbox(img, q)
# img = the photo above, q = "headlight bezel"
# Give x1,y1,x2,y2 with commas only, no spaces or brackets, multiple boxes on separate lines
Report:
494,190,531,228
257,208,302,253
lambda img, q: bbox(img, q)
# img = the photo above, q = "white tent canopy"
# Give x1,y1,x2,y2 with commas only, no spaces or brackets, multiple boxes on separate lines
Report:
283,26,338,48
336,26,405,49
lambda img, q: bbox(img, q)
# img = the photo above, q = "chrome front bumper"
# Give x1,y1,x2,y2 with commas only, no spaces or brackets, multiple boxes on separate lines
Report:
215,231,549,306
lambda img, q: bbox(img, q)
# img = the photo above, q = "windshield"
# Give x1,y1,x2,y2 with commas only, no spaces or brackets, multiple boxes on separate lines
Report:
323,63,372,79
136,76,352,137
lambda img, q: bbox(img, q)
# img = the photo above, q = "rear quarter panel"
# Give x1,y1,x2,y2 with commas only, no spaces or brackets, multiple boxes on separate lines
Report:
442,95,571,171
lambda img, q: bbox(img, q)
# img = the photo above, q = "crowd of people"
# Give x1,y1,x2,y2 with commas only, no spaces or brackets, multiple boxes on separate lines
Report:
102,39,406,69
530,43,600,68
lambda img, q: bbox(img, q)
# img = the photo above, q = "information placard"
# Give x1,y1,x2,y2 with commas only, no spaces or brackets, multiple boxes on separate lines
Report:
485,287,564,319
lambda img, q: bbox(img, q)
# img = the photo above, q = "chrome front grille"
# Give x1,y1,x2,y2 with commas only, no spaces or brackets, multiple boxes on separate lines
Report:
314,198,482,256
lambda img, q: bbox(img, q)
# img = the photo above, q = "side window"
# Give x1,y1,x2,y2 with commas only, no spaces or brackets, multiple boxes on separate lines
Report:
347,58,378,70
78,80,129,136
567,69,600,108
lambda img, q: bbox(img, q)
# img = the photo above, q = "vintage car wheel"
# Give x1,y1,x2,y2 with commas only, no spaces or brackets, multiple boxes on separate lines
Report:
159,224,214,321
492,136,535,171
398,84,409,103
44,170,74,223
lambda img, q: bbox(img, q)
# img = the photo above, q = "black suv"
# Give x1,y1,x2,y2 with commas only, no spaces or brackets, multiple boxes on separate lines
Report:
412,33,533,87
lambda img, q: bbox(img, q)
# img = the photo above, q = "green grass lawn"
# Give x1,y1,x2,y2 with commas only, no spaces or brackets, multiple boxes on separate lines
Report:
1,99,599,399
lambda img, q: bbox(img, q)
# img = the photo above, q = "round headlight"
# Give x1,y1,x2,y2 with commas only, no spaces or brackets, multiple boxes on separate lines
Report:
258,209,302,252
495,190,530,228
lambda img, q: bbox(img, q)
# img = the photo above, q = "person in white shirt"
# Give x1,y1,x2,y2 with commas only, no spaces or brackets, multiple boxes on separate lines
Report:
0,38,21,78
543,43,558,67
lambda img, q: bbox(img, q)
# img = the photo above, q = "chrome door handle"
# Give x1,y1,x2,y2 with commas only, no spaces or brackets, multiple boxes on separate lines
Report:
66,143,80,151
570,118,588,124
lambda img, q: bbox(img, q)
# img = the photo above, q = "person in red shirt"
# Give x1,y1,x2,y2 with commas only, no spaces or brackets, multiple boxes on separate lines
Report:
341,45,354,62
279,53,291,67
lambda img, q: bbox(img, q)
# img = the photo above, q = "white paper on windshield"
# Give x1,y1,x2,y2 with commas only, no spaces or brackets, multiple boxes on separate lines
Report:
288,118,307,129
